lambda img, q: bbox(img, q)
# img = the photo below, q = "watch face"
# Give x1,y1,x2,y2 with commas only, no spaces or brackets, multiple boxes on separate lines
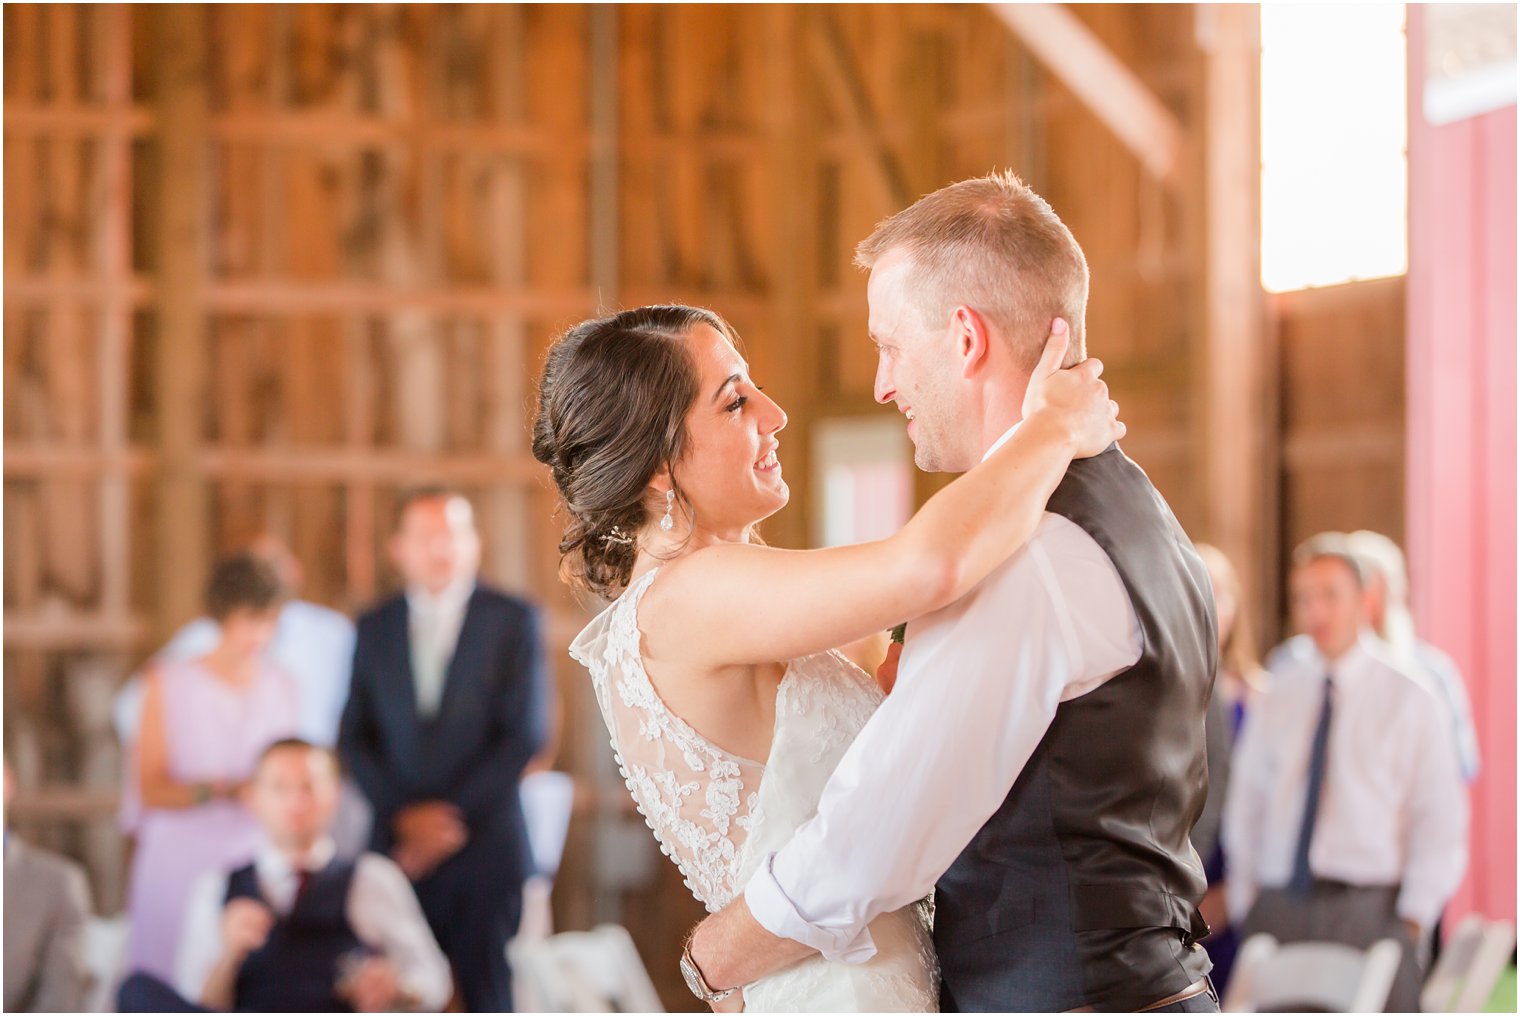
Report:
680,955,707,998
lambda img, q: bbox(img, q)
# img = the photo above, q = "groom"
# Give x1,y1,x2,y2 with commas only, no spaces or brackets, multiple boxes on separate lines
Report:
686,172,1219,1012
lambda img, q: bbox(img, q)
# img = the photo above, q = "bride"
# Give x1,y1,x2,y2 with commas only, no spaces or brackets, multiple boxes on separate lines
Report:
532,304,1121,1011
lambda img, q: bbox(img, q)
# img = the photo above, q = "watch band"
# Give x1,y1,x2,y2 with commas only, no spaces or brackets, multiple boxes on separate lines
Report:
680,944,735,1003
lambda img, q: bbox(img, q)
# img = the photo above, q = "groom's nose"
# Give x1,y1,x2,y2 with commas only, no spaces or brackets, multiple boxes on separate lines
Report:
874,359,895,405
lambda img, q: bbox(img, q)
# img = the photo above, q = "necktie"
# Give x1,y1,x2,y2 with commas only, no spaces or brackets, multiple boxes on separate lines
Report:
294,867,313,904
1288,675,1335,895
412,607,444,718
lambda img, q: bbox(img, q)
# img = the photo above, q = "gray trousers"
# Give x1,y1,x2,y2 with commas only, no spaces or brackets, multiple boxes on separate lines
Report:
1242,883,1423,1012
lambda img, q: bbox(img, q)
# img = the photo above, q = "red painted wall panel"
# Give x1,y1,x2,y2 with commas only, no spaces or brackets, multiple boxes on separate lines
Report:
1406,8,1517,927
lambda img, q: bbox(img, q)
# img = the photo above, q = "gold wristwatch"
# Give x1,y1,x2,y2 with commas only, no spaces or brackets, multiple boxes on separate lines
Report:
680,944,736,1004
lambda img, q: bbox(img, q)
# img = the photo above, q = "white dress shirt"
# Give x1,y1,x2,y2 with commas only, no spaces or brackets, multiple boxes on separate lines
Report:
406,578,475,719
1223,632,1468,928
1266,632,1481,782
745,424,1144,963
175,838,452,1011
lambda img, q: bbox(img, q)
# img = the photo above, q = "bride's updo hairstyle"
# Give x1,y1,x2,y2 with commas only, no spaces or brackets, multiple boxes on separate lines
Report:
532,305,739,598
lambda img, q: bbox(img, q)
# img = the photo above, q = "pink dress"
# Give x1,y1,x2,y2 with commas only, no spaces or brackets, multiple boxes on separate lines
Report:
125,658,298,980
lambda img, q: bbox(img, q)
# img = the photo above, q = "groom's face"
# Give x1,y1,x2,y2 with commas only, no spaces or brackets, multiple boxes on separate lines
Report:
868,252,970,472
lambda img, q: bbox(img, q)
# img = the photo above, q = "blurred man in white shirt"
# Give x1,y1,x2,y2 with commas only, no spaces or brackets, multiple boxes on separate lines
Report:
117,739,451,1013
1224,533,1467,1011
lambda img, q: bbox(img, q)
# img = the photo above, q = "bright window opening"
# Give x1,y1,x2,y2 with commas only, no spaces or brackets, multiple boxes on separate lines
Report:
1260,4,1408,293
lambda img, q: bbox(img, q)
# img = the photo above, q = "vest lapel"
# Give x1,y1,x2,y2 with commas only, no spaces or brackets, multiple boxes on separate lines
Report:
385,598,425,763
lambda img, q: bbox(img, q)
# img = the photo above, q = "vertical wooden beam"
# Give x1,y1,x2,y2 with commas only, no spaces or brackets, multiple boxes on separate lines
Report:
97,4,133,623
153,4,211,636
585,1,631,932
764,6,819,552
1196,6,1274,640
588,5,620,305
483,4,532,595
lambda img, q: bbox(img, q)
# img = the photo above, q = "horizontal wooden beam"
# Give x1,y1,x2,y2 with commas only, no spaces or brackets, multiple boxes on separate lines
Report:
195,447,546,484
2,614,148,649
985,3,1185,187
208,112,582,155
1282,425,1403,469
3,446,154,477
2,444,551,486
204,280,597,318
8,787,119,821
4,275,597,317
3,276,152,306
4,103,154,135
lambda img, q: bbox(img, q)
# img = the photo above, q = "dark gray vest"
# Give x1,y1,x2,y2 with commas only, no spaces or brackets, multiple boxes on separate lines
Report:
933,446,1217,1013
227,859,363,1012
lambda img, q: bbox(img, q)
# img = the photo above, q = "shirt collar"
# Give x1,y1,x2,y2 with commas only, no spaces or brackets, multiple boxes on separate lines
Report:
406,574,476,616
256,836,337,881
1311,629,1381,688
981,421,1025,464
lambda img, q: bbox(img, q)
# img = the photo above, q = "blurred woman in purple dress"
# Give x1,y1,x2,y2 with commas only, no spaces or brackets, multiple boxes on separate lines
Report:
124,553,299,980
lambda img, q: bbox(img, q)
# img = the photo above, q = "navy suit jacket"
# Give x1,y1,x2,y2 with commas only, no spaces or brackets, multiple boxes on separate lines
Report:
338,583,549,884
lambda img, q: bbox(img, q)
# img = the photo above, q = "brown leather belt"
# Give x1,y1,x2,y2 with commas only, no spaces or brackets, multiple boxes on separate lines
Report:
1138,977,1212,1012
1064,977,1213,1013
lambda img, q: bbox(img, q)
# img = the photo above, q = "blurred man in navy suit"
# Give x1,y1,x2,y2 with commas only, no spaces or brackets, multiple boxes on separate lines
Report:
340,488,549,1012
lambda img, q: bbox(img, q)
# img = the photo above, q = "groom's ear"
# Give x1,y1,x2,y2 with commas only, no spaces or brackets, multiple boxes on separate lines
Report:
952,305,992,378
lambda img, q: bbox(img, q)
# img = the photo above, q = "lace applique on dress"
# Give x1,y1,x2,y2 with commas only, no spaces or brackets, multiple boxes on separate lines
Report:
569,570,941,1011
569,568,763,912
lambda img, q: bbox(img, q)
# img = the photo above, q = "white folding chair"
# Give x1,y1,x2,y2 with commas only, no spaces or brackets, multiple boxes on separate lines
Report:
520,770,575,879
509,923,665,1013
1223,933,1403,1012
512,769,578,949
1421,914,1518,1013
83,913,130,1013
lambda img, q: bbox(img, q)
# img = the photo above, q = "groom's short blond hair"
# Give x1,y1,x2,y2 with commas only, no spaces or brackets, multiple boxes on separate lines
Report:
855,171,1090,369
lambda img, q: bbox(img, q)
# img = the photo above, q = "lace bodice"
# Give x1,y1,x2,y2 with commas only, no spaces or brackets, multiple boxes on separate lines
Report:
570,567,940,1011
569,567,883,911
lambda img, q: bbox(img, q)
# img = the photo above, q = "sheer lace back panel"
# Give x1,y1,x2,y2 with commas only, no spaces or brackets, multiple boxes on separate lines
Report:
569,568,765,912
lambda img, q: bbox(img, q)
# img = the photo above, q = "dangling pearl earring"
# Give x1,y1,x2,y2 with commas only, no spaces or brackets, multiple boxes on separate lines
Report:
660,489,676,533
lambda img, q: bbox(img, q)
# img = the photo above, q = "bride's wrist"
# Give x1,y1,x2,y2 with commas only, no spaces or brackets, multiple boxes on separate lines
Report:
1020,409,1080,457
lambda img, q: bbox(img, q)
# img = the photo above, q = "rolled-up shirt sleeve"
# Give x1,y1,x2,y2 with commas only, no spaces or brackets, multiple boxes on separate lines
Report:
349,854,454,1011
744,515,1141,962
175,871,228,1002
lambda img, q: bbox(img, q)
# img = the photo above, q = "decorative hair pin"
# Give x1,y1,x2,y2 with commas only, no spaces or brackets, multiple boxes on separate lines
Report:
600,526,635,547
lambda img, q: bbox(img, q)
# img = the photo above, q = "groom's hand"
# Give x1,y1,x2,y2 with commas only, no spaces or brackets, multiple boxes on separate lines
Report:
689,896,815,996
876,642,903,695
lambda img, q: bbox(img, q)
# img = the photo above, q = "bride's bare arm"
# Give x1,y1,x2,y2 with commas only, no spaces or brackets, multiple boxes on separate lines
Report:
642,323,1122,670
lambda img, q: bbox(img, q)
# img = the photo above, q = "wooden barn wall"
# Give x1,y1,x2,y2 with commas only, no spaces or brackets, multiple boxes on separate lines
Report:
1272,277,1407,629
6,5,1227,1008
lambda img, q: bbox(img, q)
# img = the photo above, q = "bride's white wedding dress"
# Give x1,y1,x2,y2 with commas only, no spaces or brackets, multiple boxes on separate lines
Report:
570,567,939,1012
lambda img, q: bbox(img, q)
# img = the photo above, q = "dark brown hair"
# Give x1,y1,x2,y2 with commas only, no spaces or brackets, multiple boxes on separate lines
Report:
255,737,341,778
204,551,288,622
532,305,735,598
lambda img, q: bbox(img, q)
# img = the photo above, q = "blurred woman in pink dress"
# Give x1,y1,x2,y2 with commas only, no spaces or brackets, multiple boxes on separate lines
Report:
124,553,300,980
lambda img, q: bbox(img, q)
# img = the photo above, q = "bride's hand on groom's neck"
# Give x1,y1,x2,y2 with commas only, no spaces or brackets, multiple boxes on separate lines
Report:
1020,318,1124,459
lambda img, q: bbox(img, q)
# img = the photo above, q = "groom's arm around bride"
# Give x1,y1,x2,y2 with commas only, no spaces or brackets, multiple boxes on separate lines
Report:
689,172,1218,1014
